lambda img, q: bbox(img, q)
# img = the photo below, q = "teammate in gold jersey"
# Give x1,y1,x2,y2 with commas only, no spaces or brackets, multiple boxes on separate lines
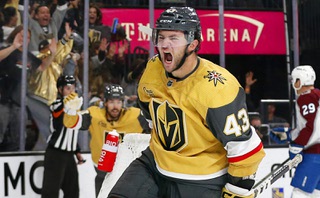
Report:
63,84,151,197
109,6,265,198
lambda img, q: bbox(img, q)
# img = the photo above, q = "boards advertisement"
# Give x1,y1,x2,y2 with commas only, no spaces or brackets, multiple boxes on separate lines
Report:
0,148,293,198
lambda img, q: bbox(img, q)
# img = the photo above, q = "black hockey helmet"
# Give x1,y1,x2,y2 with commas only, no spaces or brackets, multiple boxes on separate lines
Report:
56,75,76,89
152,7,201,51
104,84,124,101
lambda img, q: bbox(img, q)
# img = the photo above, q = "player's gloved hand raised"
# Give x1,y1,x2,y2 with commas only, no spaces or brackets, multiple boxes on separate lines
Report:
63,92,83,115
289,143,303,160
221,183,254,198
269,127,291,144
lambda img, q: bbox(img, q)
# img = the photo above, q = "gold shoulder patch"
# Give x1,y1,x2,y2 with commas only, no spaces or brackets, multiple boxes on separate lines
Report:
204,70,227,86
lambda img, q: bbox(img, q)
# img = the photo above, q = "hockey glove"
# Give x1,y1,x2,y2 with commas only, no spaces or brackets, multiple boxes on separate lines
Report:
289,143,304,160
221,183,254,198
269,127,291,144
63,92,83,115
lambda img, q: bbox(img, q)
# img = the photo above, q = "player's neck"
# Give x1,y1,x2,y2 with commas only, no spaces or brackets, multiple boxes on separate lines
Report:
171,54,198,79
297,86,314,95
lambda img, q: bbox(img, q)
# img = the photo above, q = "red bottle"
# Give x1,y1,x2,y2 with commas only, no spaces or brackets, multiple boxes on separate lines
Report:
97,130,119,172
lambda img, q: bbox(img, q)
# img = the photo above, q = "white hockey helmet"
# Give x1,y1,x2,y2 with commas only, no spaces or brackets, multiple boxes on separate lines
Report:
291,65,316,91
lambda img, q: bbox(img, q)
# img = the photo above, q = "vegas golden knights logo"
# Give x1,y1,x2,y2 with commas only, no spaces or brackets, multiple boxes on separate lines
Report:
152,100,187,151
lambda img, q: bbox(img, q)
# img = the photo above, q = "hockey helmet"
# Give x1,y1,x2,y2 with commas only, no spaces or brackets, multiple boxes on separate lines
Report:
104,84,124,101
152,7,201,50
291,65,316,91
56,75,76,89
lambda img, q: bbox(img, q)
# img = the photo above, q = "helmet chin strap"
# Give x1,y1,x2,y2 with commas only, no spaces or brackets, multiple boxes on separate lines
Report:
172,44,194,73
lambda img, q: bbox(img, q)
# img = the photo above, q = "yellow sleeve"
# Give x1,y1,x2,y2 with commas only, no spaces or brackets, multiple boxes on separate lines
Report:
228,148,266,177
54,38,74,64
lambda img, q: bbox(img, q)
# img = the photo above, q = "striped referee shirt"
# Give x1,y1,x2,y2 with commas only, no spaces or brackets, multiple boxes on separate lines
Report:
47,99,79,152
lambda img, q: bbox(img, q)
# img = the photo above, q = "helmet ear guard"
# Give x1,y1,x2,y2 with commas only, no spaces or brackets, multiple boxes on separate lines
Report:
291,65,316,91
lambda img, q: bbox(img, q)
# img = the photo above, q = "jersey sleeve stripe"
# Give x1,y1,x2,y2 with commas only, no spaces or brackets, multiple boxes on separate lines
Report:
228,142,263,163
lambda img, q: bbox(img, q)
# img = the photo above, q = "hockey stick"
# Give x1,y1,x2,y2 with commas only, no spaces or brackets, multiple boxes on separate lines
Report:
138,25,152,36
252,154,302,197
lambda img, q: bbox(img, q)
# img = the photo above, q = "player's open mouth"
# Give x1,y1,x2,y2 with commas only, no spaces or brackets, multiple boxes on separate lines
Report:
164,52,172,64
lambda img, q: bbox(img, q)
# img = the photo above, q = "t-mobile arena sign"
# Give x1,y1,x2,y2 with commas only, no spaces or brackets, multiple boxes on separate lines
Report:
101,8,286,55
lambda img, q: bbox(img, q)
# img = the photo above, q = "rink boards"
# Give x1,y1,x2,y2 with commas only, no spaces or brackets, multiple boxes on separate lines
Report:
0,147,293,198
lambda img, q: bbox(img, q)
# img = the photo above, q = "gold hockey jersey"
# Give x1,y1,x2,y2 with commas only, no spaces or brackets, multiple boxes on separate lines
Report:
138,56,265,180
64,106,150,165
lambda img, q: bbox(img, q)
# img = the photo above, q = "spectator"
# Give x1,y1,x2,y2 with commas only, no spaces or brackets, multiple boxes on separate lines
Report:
245,71,259,112
122,58,147,107
88,84,104,108
249,113,271,145
76,49,101,99
29,1,40,19
27,23,73,150
3,0,21,26
80,3,111,46
89,3,102,27
18,0,68,54
63,84,151,197
0,25,54,151
267,103,289,127
1,6,19,43
76,3,113,98
88,39,129,100
98,41,129,85
41,75,85,198
58,0,83,39
28,22,73,105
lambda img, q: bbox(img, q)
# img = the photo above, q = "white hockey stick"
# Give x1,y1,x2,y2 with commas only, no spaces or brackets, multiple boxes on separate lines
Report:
138,25,152,36
252,154,302,197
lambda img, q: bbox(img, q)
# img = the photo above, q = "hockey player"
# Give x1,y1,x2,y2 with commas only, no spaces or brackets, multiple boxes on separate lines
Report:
108,7,265,198
270,65,320,198
42,75,85,198
63,84,151,197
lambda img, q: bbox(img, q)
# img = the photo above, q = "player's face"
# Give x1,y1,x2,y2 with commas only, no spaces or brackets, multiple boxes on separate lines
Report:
156,30,188,73
105,99,123,120
62,85,76,97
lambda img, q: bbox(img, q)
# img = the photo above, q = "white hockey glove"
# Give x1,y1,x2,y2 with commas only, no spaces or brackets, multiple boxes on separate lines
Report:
63,92,83,115
269,127,291,144
221,183,254,198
